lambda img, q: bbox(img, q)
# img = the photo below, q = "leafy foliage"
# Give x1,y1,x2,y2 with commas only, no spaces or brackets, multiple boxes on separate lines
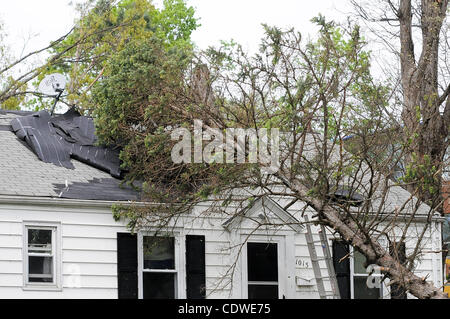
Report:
34,0,198,113
93,18,393,210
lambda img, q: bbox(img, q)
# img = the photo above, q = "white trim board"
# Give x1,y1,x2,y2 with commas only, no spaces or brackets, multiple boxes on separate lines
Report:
222,196,303,233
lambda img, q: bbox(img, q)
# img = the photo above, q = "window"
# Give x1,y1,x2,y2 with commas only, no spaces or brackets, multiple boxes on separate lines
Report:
118,233,203,299
332,240,351,299
246,242,279,299
23,223,60,289
443,216,450,245
351,249,383,299
138,234,185,299
143,237,176,299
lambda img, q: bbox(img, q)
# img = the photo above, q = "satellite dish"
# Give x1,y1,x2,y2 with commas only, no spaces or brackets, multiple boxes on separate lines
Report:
38,73,67,97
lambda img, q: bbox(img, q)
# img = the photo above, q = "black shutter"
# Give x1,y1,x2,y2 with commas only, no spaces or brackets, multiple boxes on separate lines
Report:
186,235,206,299
332,240,351,299
117,232,138,299
389,242,407,299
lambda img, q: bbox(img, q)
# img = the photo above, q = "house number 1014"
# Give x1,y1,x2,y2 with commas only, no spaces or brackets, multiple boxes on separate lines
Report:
296,259,310,268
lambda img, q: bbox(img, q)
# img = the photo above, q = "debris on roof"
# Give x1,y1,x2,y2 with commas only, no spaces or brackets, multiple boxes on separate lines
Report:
329,187,365,207
0,109,139,201
10,108,122,178
53,178,140,201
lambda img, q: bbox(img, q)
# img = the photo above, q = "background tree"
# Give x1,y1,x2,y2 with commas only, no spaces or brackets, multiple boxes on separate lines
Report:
351,0,450,212
0,21,20,110
0,0,198,113
37,0,198,113
0,18,73,110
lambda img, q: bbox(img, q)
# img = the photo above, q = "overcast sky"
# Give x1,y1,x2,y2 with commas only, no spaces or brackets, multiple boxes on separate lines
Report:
0,0,354,58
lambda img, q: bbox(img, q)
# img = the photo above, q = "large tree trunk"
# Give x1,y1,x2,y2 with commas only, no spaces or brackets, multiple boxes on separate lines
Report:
279,171,449,299
399,0,449,210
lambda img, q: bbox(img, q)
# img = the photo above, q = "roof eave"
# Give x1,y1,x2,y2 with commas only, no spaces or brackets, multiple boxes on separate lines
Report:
0,194,142,209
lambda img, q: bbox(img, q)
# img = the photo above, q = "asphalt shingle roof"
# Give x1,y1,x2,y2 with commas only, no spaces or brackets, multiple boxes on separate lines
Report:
0,111,138,201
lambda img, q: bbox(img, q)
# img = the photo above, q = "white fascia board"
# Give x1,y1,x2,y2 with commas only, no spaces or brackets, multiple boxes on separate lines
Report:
0,194,139,209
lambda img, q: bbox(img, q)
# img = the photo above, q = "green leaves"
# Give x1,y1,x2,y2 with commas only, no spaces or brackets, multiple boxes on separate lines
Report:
402,153,440,201
90,29,201,201
149,0,199,45
32,0,198,113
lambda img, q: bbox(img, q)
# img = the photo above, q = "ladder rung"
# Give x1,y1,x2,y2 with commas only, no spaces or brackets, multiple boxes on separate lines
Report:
308,240,325,244
316,277,334,281
316,274,338,280
320,295,339,299
312,257,329,262
315,275,331,280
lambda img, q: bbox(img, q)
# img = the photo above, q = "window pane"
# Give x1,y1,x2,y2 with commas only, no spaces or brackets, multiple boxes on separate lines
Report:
443,216,450,243
28,256,53,283
143,272,176,299
29,276,53,283
354,276,381,299
247,242,278,282
143,237,175,270
248,284,279,299
354,251,367,274
28,229,52,253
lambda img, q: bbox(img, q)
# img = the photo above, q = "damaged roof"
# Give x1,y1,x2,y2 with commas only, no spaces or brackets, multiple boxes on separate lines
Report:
11,108,121,177
0,110,140,201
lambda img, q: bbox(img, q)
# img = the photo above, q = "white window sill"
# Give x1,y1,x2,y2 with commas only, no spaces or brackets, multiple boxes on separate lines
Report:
22,286,62,292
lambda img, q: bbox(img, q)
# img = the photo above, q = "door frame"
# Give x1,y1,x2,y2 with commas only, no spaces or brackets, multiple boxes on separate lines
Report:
240,235,287,299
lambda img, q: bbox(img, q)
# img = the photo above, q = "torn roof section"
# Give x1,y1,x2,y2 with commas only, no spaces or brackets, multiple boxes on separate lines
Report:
0,109,139,201
53,178,140,201
10,108,121,178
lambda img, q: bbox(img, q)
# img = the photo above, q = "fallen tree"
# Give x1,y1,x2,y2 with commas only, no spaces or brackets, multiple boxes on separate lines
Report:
95,18,448,298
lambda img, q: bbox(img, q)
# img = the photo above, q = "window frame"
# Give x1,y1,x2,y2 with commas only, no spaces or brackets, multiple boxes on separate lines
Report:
240,235,286,299
22,222,62,291
350,246,384,299
137,231,186,299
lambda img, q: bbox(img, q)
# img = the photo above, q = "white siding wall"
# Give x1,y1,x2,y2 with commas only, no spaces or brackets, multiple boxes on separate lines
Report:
0,198,443,299
0,201,127,299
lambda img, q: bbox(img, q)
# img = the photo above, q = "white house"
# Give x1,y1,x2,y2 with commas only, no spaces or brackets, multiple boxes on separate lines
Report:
0,109,445,299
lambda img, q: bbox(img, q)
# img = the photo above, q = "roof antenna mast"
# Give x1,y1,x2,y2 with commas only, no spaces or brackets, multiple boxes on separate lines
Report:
38,73,67,116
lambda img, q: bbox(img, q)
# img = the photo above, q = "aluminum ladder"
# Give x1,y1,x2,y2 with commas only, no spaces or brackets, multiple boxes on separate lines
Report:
304,215,341,299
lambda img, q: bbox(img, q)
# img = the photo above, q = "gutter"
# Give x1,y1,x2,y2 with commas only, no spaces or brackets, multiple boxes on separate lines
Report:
0,194,138,209
0,195,226,210
348,211,446,223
